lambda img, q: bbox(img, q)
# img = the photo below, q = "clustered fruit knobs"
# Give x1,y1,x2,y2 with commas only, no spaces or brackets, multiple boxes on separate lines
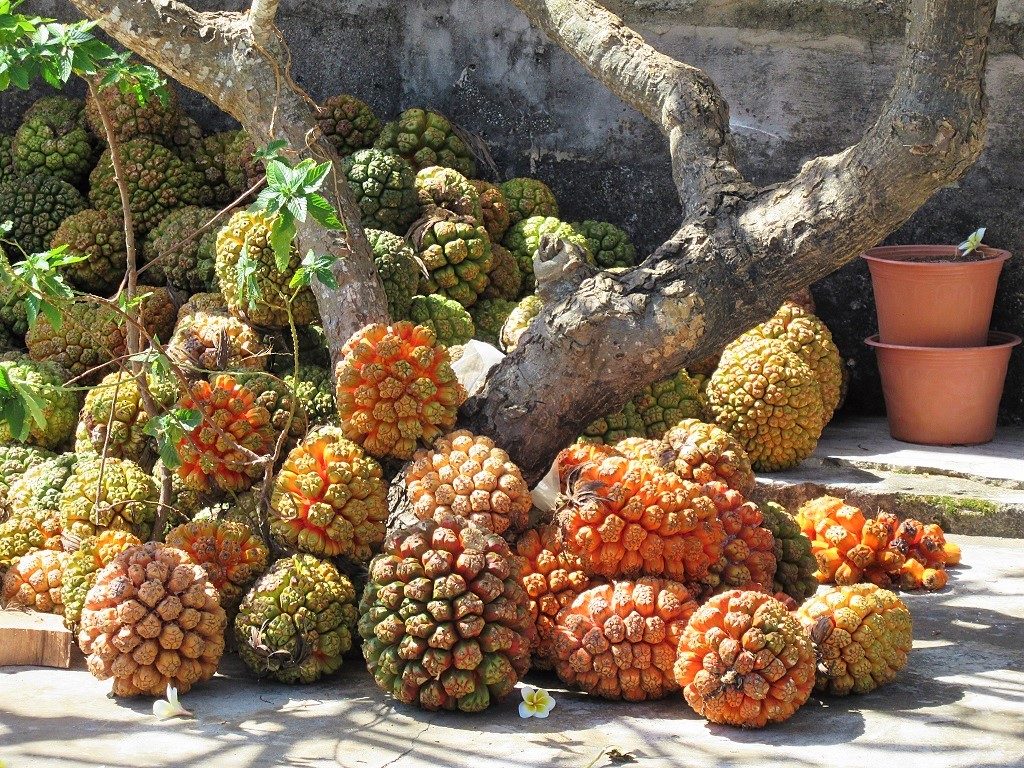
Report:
0,88,954,731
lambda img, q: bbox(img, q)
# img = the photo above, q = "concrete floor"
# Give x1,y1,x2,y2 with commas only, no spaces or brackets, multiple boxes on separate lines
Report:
754,417,1024,536
1,534,1022,768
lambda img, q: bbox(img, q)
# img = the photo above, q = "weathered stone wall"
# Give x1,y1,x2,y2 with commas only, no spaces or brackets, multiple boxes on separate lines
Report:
6,0,1024,422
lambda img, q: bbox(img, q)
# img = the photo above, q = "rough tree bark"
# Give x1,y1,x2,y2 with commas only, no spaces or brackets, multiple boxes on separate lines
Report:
67,0,996,483
461,0,994,481
69,0,390,362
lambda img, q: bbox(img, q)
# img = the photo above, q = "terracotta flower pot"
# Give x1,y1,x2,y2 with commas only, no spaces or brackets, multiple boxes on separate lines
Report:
866,332,1021,446
862,245,1010,347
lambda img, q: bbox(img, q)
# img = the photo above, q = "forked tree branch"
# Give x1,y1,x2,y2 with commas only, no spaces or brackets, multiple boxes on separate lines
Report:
464,0,995,481
68,0,390,360
509,0,754,217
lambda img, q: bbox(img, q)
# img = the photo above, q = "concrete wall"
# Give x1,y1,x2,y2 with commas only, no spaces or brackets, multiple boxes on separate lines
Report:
6,0,1024,423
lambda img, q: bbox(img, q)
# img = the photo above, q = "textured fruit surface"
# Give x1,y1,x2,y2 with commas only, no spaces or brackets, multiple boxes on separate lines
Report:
515,524,592,669
76,370,179,465
408,294,475,346
762,502,817,603
176,374,277,492
84,79,182,144
6,453,78,518
481,243,521,301
318,94,381,157
375,108,476,176
552,578,697,700
191,131,245,206
13,96,94,184
60,530,142,630
499,294,543,352
709,338,826,472
366,228,419,320
79,542,226,697
143,205,220,293
584,371,706,445
359,514,532,711
168,296,270,374
798,496,903,587
696,486,777,599
0,443,55,494
89,138,209,233
416,166,482,222
655,418,755,495
410,213,493,307
215,209,319,328
166,519,269,613
334,322,466,460
270,426,387,562
798,584,912,695
2,549,70,614
573,220,637,270
0,355,77,448
470,298,516,347
342,148,420,234
739,302,843,417
405,430,532,536
59,456,157,540
0,172,86,255
284,364,338,428
0,507,63,568
499,178,558,226
502,216,591,292
470,180,510,241
25,300,123,384
232,372,308,452
50,209,126,295
0,133,15,183
235,554,358,683
675,590,815,727
556,448,726,583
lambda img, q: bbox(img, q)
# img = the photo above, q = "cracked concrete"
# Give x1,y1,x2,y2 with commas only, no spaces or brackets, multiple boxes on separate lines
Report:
1,535,1022,768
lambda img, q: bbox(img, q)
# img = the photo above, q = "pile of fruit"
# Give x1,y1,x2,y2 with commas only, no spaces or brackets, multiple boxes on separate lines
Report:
0,86,960,728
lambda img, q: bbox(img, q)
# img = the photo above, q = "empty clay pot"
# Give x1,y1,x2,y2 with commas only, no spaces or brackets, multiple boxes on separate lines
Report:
866,332,1021,446
862,245,1010,347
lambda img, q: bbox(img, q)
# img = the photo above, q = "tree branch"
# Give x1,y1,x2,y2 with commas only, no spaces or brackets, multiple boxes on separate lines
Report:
509,0,753,216
467,0,995,482
68,0,389,362
248,0,280,35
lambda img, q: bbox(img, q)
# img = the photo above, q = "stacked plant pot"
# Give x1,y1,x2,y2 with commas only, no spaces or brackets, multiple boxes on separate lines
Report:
862,243,1019,445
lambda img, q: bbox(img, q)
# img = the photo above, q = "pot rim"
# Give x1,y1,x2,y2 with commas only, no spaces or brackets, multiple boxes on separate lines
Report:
865,332,1022,352
861,244,1011,266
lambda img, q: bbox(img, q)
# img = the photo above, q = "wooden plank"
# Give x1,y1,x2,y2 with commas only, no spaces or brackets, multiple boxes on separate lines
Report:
0,609,72,668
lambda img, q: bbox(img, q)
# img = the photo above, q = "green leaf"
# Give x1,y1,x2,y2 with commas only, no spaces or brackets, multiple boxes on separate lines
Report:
0,399,26,441
301,161,331,192
286,195,308,223
12,376,46,430
307,193,343,230
958,227,986,255
236,247,261,309
270,219,296,272
265,159,289,191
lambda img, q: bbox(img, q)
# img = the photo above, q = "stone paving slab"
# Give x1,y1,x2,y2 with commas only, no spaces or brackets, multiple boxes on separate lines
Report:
1,535,1022,768
810,417,1024,487
754,418,1024,536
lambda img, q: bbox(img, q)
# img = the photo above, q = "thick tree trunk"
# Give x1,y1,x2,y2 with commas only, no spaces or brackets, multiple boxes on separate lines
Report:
460,0,994,482
68,0,995,483
68,0,390,361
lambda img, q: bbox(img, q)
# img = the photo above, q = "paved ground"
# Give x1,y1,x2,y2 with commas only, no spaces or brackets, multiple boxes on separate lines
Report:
1,535,1021,768
754,417,1024,536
